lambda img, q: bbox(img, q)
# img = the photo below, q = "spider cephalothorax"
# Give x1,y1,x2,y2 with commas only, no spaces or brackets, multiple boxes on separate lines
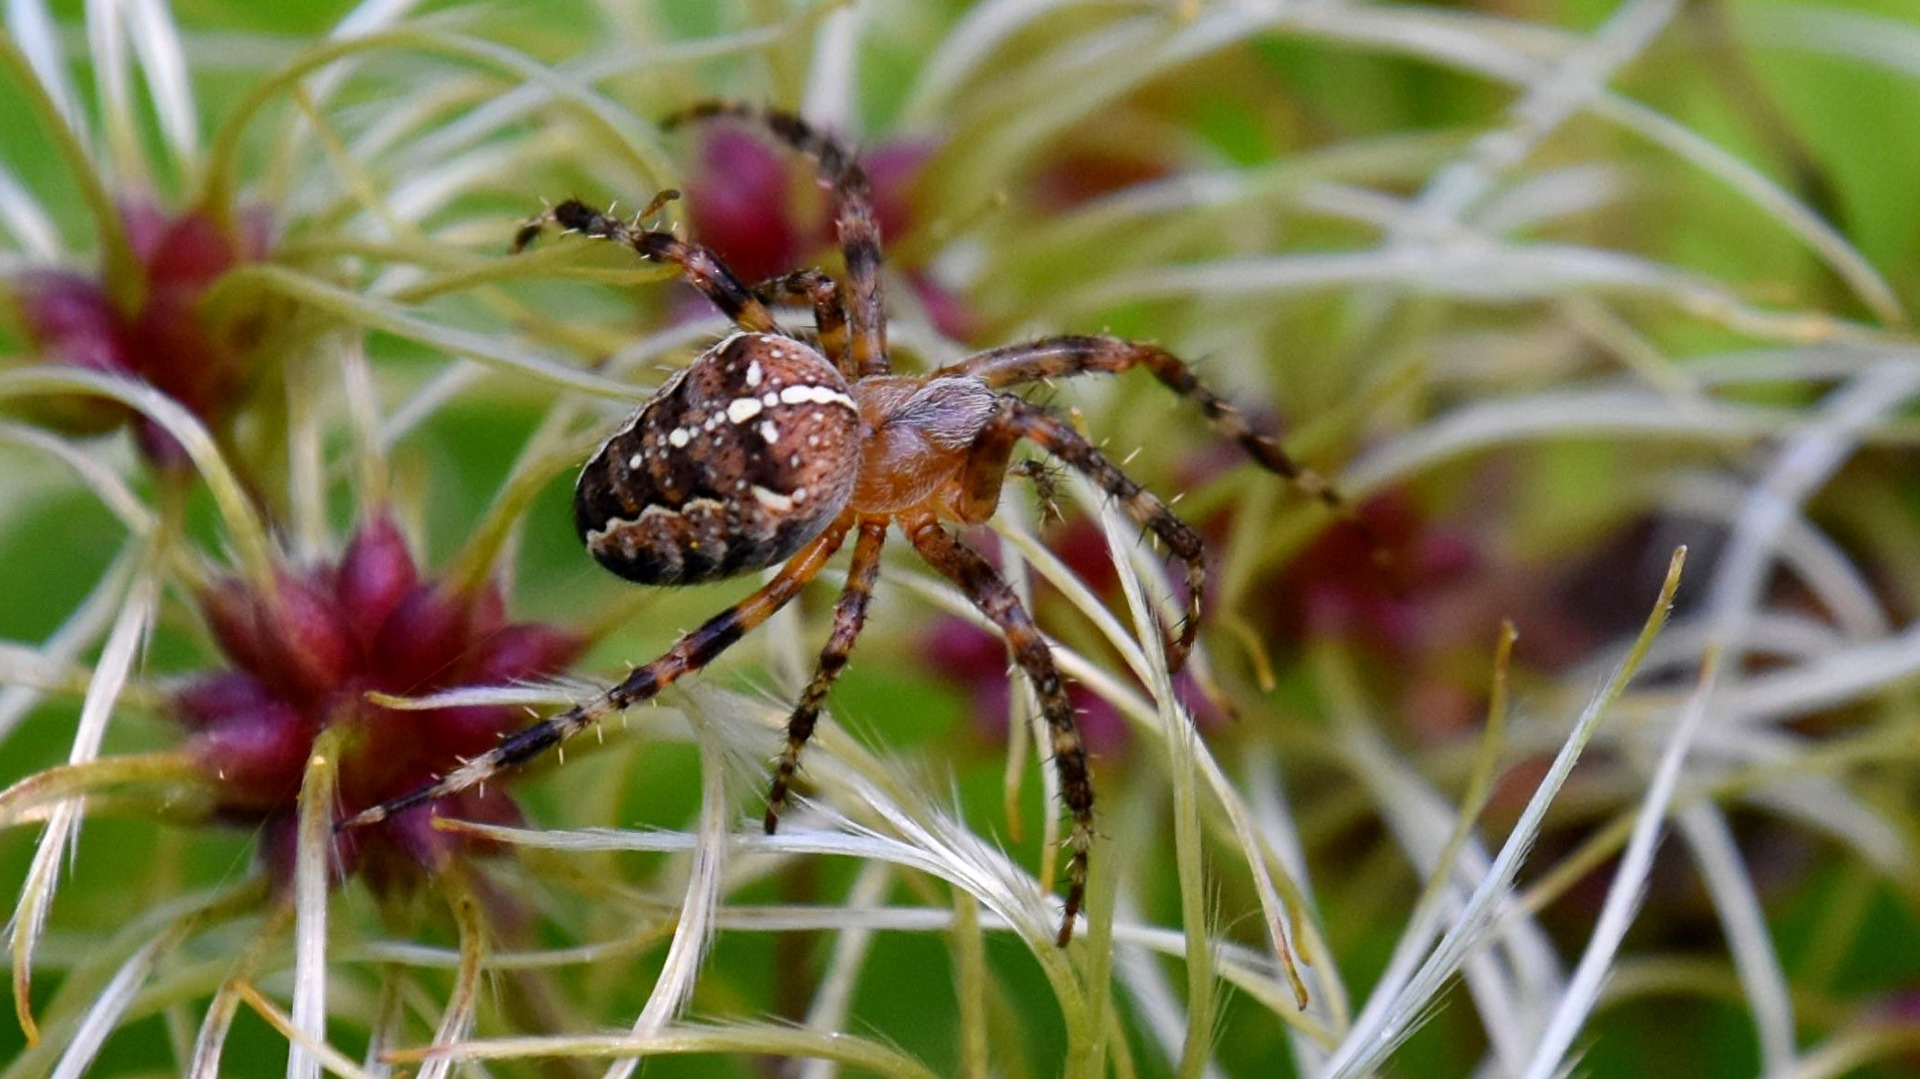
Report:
342,103,1357,947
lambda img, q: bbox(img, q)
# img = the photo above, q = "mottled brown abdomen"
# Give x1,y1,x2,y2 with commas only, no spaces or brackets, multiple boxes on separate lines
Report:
575,333,862,585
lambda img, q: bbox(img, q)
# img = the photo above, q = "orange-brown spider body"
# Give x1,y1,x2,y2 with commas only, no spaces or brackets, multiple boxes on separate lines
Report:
342,103,1359,948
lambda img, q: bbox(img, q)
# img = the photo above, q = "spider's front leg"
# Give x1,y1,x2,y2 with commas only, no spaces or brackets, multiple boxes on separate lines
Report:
664,102,890,378
967,395,1210,672
765,517,887,833
939,335,1351,513
514,197,785,336
337,516,854,831
907,515,1092,948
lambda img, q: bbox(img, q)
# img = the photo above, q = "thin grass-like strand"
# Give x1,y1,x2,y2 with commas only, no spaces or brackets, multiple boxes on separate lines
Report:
1064,243,1852,341
1327,549,1685,1078
1319,645,1551,1073
396,13,825,171
1112,895,1229,1079
0,546,132,748
48,921,184,1079
235,982,379,1079
1346,385,1800,496
189,904,295,1079
1089,479,1216,1075
1294,4,1903,324
1406,0,1679,231
0,27,137,304
417,870,488,1079
215,265,648,402
903,0,1148,120
801,3,862,135
793,862,893,1079
201,28,673,215
1674,805,1795,1073
289,730,346,1079
1519,645,1719,1079
401,1021,939,1077
4,0,81,135
8,560,156,1045
0,165,60,257
893,553,1318,1005
600,696,731,1079
1523,365,1920,1075
1747,3,1920,80
121,0,198,166
0,367,273,583
0,422,156,538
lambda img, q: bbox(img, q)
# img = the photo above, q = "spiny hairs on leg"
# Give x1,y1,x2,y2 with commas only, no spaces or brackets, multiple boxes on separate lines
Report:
907,516,1092,948
511,193,780,335
948,334,1397,578
999,399,1210,673
338,519,855,833
334,686,627,829
765,518,887,834
949,335,1356,515
662,100,889,377
662,101,857,182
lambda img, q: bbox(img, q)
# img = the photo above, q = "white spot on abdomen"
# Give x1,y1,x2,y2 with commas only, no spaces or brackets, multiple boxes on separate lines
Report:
727,397,764,424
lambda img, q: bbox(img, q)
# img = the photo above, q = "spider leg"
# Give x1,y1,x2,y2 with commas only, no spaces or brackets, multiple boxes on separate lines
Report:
514,198,782,336
765,517,888,833
906,515,1090,948
665,102,889,378
938,334,1351,514
990,397,1209,672
337,515,855,832
750,268,851,376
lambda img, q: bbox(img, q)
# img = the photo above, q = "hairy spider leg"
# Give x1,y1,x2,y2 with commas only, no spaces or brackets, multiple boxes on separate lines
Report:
988,397,1210,673
515,198,784,336
944,335,1354,511
337,515,856,831
907,515,1092,948
750,268,851,376
765,517,888,833
666,103,889,378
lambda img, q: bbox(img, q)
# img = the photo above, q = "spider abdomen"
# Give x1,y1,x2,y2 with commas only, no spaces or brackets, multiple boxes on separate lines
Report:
575,332,861,585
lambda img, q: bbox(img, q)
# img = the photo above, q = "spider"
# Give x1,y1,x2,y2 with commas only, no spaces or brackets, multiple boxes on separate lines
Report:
340,103,1358,947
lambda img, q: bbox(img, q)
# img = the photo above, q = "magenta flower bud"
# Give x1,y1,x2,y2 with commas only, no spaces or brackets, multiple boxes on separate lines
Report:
688,127,800,284
257,815,359,892
142,208,242,288
371,583,473,686
7,271,130,433
859,140,936,244
254,572,358,699
189,704,312,809
379,788,525,875
469,622,585,685
198,579,278,684
172,672,280,731
418,705,525,764
335,513,420,643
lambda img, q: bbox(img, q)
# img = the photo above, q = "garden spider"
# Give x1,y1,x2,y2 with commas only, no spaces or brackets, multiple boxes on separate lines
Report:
341,103,1356,946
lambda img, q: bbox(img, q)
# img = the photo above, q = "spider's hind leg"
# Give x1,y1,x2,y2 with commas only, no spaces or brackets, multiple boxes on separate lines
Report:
907,515,1091,948
765,518,887,833
337,517,854,832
